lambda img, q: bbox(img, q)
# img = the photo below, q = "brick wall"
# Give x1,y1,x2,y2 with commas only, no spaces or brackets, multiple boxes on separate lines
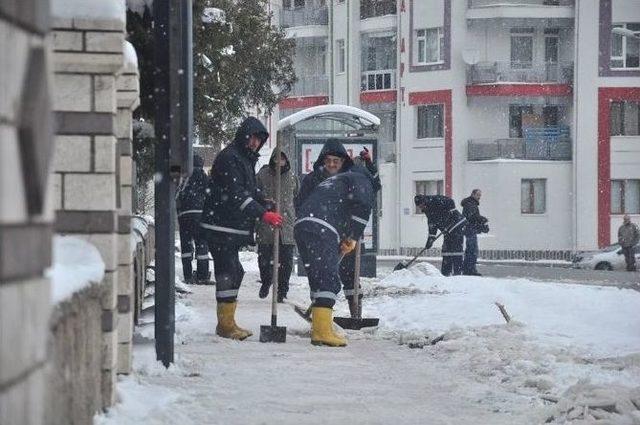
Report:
0,2,54,425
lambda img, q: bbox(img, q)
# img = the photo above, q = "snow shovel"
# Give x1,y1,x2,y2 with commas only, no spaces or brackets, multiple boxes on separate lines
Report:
393,232,443,271
333,240,379,330
260,137,286,343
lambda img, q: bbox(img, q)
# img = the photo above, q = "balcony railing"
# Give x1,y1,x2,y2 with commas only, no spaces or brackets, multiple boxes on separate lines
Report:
468,136,572,161
280,6,328,28
469,0,574,7
361,69,396,91
468,61,573,84
360,0,397,19
290,74,328,96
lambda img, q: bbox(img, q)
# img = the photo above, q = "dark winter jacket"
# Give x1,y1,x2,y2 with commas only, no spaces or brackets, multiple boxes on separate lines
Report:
461,196,488,233
200,117,269,246
255,151,299,245
176,155,209,216
295,165,376,243
618,222,640,248
415,194,466,238
294,138,381,213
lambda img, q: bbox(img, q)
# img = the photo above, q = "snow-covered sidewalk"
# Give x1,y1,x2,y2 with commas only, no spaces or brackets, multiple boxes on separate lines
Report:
96,253,640,425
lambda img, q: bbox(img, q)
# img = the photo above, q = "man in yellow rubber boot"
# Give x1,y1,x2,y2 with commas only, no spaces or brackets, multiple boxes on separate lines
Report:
200,117,283,340
294,165,376,346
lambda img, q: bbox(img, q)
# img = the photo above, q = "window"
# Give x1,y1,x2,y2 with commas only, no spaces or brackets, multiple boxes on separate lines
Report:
510,28,534,69
415,27,444,65
360,0,396,19
521,179,546,214
611,101,640,136
509,105,534,138
611,23,640,69
283,0,305,9
611,180,640,214
415,180,443,213
417,104,443,139
336,39,345,73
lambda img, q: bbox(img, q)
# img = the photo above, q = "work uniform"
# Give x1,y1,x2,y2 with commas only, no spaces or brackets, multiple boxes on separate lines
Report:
415,195,467,276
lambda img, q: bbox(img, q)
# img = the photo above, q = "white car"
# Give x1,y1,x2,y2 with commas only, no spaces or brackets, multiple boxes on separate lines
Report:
572,243,640,271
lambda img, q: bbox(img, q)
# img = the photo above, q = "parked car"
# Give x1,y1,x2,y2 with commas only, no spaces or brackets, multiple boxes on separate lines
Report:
572,243,640,271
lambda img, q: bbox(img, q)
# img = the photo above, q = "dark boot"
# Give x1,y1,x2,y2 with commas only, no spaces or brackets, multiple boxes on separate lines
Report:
258,283,270,299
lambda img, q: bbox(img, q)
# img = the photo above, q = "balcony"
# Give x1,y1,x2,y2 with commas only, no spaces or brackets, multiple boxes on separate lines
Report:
468,61,573,85
290,74,328,97
467,0,574,20
468,129,572,161
361,69,396,91
280,6,328,28
360,0,397,20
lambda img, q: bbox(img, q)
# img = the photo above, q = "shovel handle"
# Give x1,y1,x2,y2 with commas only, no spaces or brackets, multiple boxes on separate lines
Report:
270,133,283,326
403,232,443,269
353,239,362,319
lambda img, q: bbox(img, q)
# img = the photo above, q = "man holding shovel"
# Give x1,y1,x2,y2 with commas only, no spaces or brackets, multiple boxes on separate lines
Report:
294,165,377,347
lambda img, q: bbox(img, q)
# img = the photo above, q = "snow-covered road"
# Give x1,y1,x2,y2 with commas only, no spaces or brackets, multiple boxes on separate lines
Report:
96,253,640,425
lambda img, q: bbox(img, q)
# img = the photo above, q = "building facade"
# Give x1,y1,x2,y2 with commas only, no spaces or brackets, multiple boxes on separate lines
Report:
268,0,640,253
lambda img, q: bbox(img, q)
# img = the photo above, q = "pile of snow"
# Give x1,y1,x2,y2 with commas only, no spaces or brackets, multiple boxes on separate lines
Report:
368,267,640,358
543,382,640,424
47,236,105,305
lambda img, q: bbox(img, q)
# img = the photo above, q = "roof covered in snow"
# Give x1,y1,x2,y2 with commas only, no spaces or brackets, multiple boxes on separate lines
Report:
51,0,126,23
278,105,381,131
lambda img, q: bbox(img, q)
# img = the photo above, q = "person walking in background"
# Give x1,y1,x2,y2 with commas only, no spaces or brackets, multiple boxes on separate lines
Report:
176,154,210,284
255,150,299,302
618,214,640,272
200,117,283,340
461,189,489,276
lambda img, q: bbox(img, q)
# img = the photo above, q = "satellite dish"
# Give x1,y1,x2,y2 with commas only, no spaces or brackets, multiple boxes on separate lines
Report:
462,48,480,65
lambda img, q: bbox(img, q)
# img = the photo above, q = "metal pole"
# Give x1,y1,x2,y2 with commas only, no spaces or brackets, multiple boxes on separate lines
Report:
154,0,177,367
270,132,283,327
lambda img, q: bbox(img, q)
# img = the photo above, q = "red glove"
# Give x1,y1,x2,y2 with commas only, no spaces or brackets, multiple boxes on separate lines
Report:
262,211,283,227
359,148,372,163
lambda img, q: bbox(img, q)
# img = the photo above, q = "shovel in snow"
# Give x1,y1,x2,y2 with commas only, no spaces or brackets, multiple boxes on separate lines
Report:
393,232,443,271
333,240,379,330
260,137,286,343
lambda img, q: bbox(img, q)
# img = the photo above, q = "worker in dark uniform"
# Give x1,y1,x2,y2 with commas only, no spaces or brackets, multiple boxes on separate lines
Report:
414,194,466,276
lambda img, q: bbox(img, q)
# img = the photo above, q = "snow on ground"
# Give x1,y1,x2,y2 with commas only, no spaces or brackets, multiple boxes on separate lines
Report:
96,251,640,425
47,235,105,304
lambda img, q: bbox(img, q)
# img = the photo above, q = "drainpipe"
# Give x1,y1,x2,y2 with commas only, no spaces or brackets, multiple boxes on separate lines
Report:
395,0,402,253
329,0,334,103
346,0,351,104
571,0,579,251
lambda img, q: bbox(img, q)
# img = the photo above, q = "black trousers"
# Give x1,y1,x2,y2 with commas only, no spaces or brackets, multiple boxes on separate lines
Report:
178,213,209,280
294,227,340,308
258,242,294,296
441,231,464,276
207,242,244,303
622,246,637,271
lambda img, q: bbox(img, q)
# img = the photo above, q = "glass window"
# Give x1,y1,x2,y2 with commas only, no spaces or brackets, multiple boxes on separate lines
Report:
612,180,640,214
336,39,345,73
611,23,640,69
415,27,443,65
360,0,396,19
415,180,443,213
509,105,534,138
610,101,640,136
521,179,546,214
417,104,444,139
511,28,534,69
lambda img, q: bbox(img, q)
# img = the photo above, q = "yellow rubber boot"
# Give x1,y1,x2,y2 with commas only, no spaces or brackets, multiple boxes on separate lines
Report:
311,307,347,347
216,301,253,340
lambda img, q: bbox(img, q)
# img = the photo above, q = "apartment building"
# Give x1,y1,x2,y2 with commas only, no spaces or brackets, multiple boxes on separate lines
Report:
267,0,640,253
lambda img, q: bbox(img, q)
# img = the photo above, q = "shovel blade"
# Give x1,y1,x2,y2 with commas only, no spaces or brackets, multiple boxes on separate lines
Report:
333,316,380,330
393,263,406,271
259,325,287,343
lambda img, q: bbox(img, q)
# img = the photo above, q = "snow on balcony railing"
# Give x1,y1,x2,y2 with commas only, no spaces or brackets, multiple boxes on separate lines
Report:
468,136,572,161
468,0,574,7
361,69,396,91
467,61,573,84
290,74,329,96
280,6,328,28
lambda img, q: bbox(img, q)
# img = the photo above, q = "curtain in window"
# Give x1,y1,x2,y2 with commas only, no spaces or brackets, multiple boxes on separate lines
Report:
625,180,640,214
533,180,546,213
611,180,623,214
